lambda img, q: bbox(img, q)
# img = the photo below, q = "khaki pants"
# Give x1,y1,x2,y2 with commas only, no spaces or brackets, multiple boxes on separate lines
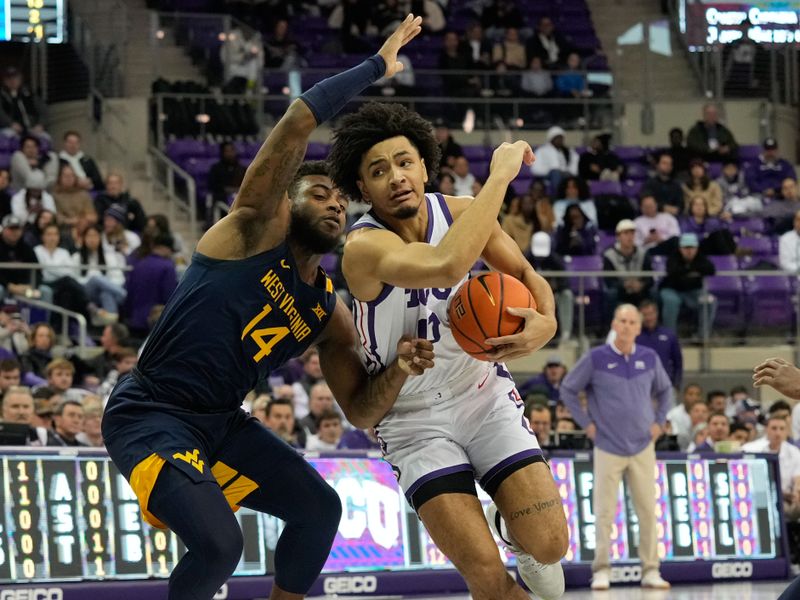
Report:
592,442,659,574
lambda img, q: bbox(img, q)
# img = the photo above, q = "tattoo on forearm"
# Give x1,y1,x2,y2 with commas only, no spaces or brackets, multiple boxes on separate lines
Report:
508,498,561,521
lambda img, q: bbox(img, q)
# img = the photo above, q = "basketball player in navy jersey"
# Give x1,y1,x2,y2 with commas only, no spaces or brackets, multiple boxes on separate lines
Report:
329,103,569,600
101,17,432,600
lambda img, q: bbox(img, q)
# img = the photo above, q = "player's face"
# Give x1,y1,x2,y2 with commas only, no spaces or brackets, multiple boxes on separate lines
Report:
2,392,33,424
357,136,428,220
290,175,347,254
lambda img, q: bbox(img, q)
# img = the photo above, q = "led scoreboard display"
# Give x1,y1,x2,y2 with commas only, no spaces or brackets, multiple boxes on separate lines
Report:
0,449,787,598
0,0,66,44
681,0,800,47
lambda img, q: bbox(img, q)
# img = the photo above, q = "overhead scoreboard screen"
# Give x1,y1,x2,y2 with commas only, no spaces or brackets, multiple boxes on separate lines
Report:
0,0,66,43
0,450,786,589
681,0,800,46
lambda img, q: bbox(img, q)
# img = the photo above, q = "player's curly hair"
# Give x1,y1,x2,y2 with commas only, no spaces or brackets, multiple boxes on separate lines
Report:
328,102,441,201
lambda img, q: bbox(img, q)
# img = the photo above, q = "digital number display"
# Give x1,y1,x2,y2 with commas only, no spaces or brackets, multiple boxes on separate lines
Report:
681,0,800,47
1,0,66,43
0,450,784,584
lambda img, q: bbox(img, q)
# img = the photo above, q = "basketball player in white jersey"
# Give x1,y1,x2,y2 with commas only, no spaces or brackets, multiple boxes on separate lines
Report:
329,103,569,600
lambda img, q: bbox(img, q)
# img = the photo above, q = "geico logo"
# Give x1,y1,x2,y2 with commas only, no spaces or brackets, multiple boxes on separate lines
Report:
610,566,642,582
711,561,753,578
322,575,378,594
212,584,228,600
0,590,64,600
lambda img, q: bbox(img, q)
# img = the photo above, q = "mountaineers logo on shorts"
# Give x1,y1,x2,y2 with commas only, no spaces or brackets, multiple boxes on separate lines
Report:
173,449,205,474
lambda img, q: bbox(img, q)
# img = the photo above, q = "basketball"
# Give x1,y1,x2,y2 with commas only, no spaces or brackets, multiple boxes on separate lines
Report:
447,272,536,361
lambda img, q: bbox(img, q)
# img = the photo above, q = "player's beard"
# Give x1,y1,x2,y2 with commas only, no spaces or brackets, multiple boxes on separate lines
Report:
289,210,340,254
393,203,419,219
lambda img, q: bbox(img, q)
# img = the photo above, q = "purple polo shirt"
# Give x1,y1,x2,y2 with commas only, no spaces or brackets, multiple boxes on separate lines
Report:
560,343,673,456
636,325,683,388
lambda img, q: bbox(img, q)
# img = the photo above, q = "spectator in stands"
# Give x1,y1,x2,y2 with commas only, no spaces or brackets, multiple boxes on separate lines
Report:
579,134,623,182
716,159,750,202
437,172,456,196
526,181,555,232
679,399,709,450
526,403,553,448
636,300,682,388
527,231,573,343
433,119,464,170
94,174,146,232
305,410,344,451
265,19,303,69
491,27,527,91
686,103,739,163
666,383,702,442
555,203,596,256
662,127,691,180
0,67,46,138
78,398,104,447
659,233,716,337
73,224,127,322
779,210,800,273
527,16,570,68
264,397,304,448
251,394,270,425
87,323,128,380
338,427,381,450
208,142,246,212
451,156,476,196
680,196,723,239
0,360,21,395
34,223,91,322
532,126,579,193
298,380,335,435
553,175,596,226
746,138,796,198
728,422,751,446
23,209,54,249
289,347,325,417
633,194,680,252
561,304,672,591
46,358,86,403
144,214,188,267
761,178,800,235
692,412,730,453
58,131,104,191
520,56,553,98
481,0,523,35
123,231,178,339
770,400,792,427
459,22,492,69
555,52,587,99
1,385,55,446
10,134,58,191
0,214,45,303
519,353,567,406
706,389,728,415
53,163,94,228
102,204,141,256
48,399,87,447
220,24,265,92
0,168,10,220
10,171,56,226
642,153,684,216
19,323,54,378
743,415,800,519
96,348,137,404
602,219,653,315
373,0,407,34
328,0,373,53
682,159,723,216
439,30,482,123
0,309,30,359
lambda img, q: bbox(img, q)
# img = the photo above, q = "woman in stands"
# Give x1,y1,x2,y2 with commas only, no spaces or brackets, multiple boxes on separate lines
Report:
555,202,597,256
72,224,127,324
682,158,723,216
19,322,56,378
680,196,723,238
53,163,94,229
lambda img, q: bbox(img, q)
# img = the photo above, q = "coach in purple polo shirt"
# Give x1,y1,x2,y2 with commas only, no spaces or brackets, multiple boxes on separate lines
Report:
561,303,672,591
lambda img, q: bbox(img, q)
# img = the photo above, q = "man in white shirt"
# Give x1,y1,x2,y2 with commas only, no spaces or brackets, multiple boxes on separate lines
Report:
666,383,703,447
744,415,800,517
779,210,800,273
304,410,343,451
634,194,680,251
452,155,476,196
531,126,579,192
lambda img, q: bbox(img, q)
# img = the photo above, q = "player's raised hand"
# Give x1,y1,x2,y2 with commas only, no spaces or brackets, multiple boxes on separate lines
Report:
753,357,800,399
378,14,423,79
483,306,557,361
396,336,435,376
488,141,535,184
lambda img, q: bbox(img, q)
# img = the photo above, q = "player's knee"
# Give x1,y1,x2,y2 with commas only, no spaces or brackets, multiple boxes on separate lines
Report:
204,525,244,572
523,522,569,565
317,482,343,535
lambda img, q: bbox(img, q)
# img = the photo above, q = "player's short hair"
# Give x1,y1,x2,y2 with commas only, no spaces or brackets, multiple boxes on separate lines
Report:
288,160,330,201
328,102,441,201
266,397,293,417
46,358,74,376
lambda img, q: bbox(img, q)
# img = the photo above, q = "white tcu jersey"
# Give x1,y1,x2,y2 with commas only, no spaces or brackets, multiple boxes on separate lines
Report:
350,192,489,412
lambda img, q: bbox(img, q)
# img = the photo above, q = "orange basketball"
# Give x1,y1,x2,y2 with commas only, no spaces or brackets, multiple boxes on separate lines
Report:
447,272,536,361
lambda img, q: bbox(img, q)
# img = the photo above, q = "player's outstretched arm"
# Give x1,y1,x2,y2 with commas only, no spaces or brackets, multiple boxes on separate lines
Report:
754,357,800,399
343,141,534,291
317,298,434,428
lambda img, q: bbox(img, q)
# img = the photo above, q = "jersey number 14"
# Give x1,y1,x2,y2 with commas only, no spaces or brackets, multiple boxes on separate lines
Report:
242,304,290,362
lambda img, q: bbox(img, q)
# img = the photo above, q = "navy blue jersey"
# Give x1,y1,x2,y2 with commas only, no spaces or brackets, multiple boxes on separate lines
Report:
133,242,337,412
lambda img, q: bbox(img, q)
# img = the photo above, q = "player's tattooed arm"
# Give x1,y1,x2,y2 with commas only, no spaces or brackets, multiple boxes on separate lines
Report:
318,298,434,428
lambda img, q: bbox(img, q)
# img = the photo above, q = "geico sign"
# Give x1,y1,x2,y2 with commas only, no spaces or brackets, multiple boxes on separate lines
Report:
711,561,753,578
0,591,63,600
323,575,378,594
610,566,642,583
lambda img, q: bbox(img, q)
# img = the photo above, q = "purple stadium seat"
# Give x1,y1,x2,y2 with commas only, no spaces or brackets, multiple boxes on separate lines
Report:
738,145,762,162
650,255,667,273
0,152,9,170
731,217,766,236
745,274,792,329
320,253,339,275
615,146,646,163
463,146,491,162
707,162,723,179
597,231,615,252
564,254,604,326
623,180,644,199
625,163,648,181
706,255,744,329
306,142,329,160
738,254,779,270
737,236,772,257
0,136,13,152
589,180,621,197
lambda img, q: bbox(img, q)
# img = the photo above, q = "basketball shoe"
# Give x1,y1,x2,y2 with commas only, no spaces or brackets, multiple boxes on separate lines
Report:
485,502,565,600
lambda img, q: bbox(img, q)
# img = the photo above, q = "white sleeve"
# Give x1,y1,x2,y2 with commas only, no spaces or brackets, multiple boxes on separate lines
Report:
793,403,800,442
